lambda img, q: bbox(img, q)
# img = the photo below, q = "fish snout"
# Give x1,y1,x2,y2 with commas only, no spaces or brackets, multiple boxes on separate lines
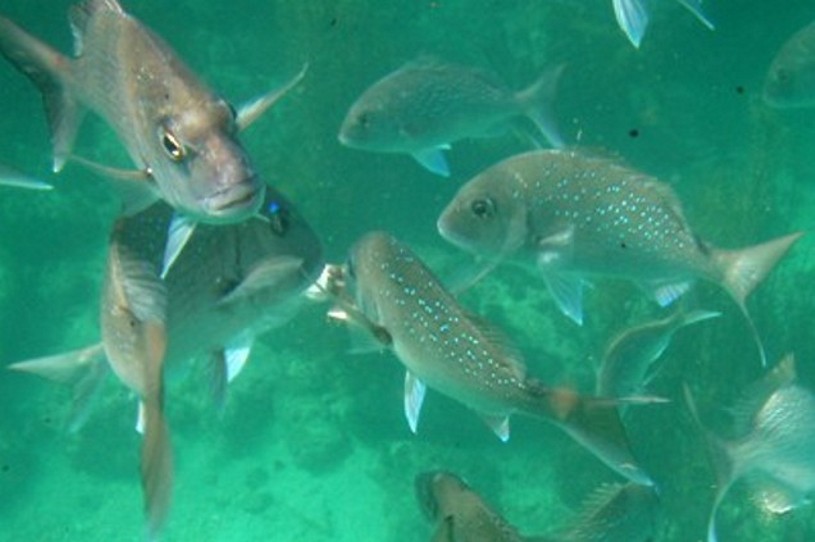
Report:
204,175,265,222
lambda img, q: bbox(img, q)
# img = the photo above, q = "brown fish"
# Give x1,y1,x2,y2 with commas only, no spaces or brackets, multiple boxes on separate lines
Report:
101,223,171,540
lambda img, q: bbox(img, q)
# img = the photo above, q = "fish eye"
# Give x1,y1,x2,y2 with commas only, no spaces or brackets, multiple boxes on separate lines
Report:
160,129,186,162
470,197,496,219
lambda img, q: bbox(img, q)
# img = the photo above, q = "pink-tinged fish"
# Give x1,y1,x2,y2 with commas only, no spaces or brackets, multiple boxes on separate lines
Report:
101,223,171,540
339,57,563,177
686,355,815,542
0,0,304,260
330,231,654,486
437,150,803,365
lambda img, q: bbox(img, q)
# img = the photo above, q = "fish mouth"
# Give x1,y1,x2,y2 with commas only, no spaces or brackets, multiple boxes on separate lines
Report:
205,177,265,222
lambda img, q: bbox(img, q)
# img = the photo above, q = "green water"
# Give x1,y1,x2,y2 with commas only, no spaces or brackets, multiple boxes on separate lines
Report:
1,0,814,540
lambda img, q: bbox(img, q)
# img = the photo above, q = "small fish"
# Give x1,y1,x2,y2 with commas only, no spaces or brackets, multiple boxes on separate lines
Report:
101,225,171,540
0,0,301,225
333,231,653,485
764,20,815,108
339,57,563,177
685,355,815,542
613,0,715,48
415,470,549,542
597,308,721,401
552,482,661,542
437,150,802,365
0,163,53,190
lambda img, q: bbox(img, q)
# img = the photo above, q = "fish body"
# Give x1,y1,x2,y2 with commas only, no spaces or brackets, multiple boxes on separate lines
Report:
339,58,562,176
338,231,651,485
597,308,721,400
613,0,714,48
687,355,815,542
553,482,660,542
764,20,815,108
415,471,542,542
101,227,172,540
0,0,275,222
437,150,802,364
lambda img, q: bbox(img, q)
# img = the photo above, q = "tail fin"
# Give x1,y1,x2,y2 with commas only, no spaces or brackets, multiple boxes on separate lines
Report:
683,385,735,542
527,385,654,486
0,16,81,171
141,392,173,542
516,65,565,149
140,322,173,542
7,344,109,432
714,231,803,366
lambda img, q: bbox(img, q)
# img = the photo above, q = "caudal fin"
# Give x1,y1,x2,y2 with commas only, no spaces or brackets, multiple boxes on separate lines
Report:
0,16,81,172
141,394,173,542
683,385,735,542
516,65,565,149
528,385,654,486
714,231,803,366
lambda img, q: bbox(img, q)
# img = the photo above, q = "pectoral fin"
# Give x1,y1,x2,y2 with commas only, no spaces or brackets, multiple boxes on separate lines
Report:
0,164,53,190
69,154,157,214
236,64,308,131
404,371,427,434
217,256,304,305
541,271,584,325
161,214,197,279
431,515,455,542
481,414,510,442
412,147,450,177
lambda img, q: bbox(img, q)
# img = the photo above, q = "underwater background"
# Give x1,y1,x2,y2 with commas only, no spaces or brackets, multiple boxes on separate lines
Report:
1,0,814,540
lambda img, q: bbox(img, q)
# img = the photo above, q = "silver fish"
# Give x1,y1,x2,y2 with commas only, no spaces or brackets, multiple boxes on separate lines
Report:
334,231,653,486
764,20,815,108
686,355,815,542
0,163,53,190
437,150,802,365
339,57,563,177
552,482,661,542
415,470,548,542
101,226,171,540
9,186,323,536
0,0,299,223
613,0,714,49
597,308,721,401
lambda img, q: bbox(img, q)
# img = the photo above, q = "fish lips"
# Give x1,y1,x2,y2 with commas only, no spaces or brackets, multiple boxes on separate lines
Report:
202,176,265,223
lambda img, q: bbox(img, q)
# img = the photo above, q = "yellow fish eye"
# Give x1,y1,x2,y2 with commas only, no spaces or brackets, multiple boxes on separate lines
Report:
160,129,185,161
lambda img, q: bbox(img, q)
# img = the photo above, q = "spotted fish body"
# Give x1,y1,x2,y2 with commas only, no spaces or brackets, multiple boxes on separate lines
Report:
438,150,802,365
342,231,651,485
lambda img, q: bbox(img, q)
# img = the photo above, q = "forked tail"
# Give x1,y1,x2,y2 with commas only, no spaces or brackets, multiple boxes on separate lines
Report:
714,231,803,366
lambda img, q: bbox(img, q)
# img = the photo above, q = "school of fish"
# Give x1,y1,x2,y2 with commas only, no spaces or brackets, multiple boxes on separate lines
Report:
1,0,814,541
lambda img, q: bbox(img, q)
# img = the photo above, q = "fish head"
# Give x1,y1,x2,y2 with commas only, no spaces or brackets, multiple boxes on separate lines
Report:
148,98,265,223
338,91,411,151
438,168,527,258
764,23,815,108
414,470,468,521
